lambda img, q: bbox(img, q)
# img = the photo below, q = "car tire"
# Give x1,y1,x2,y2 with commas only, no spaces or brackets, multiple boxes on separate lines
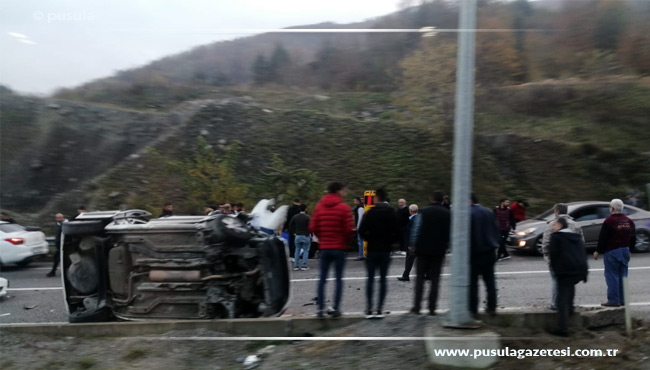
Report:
534,237,544,256
15,261,31,267
258,238,290,316
206,215,252,244
63,221,105,236
632,231,650,253
69,306,113,323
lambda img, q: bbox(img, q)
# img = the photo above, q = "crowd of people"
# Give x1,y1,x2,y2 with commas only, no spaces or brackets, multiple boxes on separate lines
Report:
41,185,637,336
302,182,637,336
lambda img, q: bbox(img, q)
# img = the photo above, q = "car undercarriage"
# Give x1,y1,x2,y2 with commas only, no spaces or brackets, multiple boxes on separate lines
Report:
62,210,290,323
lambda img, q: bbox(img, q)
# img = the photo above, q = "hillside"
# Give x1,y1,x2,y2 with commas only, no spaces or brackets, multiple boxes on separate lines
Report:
2,0,650,231
2,78,649,233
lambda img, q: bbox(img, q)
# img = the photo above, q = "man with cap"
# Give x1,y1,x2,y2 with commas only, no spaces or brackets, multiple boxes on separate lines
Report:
594,199,636,307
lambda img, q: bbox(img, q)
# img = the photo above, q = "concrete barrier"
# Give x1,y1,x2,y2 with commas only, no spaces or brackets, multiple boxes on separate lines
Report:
0,316,364,337
478,307,623,331
0,308,623,338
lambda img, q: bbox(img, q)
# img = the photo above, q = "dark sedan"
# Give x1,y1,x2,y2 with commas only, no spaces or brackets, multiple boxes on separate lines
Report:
508,201,650,255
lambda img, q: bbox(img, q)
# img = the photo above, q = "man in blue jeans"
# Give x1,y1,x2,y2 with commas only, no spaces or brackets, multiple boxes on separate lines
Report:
359,188,400,318
309,182,354,318
289,204,311,270
594,199,636,307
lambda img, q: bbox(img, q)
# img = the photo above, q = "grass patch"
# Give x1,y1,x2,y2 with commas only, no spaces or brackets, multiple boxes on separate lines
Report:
76,357,96,369
121,348,148,362
36,360,65,370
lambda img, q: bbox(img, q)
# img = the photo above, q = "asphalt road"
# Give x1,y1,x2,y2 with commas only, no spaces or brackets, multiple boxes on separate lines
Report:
2,252,650,324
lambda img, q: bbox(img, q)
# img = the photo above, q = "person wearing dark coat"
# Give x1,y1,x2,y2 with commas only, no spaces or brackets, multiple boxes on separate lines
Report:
398,204,419,282
0,212,16,223
71,206,87,221
359,188,400,318
469,194,500,317
408,191,450,315
396,199,410,254
47,213,67,277
594,199,635,307
161,203,173,217
494,198,515,261
548,217,589,336
284,198,302,258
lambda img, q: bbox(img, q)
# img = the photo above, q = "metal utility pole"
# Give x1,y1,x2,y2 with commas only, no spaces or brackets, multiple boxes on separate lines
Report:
446,0,478,328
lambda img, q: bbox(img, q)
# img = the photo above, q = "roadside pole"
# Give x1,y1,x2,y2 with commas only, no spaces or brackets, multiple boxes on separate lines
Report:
445,0,478,328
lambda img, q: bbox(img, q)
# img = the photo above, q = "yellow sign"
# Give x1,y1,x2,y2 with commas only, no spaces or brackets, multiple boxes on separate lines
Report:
361,190,376,257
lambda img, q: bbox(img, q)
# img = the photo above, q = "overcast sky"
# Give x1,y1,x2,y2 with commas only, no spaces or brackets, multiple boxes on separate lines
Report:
1,0,401,95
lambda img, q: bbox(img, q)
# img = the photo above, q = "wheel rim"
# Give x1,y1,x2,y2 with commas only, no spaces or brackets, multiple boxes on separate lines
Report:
636,233,650,252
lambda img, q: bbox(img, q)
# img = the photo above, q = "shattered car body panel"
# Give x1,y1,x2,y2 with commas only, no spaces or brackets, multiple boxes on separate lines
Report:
61,209,290,322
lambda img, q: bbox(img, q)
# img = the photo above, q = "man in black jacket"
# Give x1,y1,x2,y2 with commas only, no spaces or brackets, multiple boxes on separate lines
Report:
469,194,500,317
359,188,400,318
549,217,589,336
47,213,67,277
396,198,410,255
408,191,450,315
284,198,302,258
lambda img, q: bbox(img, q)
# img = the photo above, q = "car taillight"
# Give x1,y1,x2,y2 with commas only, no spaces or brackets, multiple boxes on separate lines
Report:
4,238,25,245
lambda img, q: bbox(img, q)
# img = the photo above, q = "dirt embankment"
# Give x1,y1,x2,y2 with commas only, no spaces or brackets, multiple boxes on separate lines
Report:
1,315,649,370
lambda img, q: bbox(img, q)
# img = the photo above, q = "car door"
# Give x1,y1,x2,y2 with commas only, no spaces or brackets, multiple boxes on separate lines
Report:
570,205,610,248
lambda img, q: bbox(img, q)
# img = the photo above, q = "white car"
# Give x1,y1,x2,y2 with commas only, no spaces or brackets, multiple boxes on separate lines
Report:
0,221,50,266
0,277,8,298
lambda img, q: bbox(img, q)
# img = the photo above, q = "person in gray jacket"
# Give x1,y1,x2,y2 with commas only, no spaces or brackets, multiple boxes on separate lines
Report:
541,203,584,310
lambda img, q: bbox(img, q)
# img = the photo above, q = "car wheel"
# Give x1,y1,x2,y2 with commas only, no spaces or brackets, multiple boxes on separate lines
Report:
258,238,290,316
205,215,252,244
534,237,544,256
15,261,31,267
63,221,105,236
632,231,650,253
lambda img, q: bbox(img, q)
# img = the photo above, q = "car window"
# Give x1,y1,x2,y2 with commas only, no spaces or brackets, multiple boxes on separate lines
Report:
622,207,636,216
534,208,555,221
596,206,611,219
571,206,601,222
0,224,25,233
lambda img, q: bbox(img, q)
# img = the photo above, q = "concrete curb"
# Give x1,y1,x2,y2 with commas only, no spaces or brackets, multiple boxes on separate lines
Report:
0,308,623,338
478,307,623,330
0,316,363,337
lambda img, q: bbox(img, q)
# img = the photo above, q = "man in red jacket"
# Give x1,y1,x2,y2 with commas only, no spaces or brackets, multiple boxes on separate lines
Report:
310,182,354,318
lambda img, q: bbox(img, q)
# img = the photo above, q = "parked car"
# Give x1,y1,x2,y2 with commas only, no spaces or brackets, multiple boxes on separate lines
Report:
508,201,650,255
61,209,291,323
0,221,49,266
0,277,8,298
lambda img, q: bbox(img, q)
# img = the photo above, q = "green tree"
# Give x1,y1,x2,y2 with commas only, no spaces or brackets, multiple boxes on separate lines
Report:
252,54,272,85
269,43,291,84
258,154,323,206
594,0,629,51
395,36,457,120
166,137,250,212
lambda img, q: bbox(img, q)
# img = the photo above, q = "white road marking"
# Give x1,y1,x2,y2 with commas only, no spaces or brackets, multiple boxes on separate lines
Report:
291,266,650,282
8,266,650,290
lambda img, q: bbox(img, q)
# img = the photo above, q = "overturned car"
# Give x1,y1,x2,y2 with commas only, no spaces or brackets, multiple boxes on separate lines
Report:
61,207,290,323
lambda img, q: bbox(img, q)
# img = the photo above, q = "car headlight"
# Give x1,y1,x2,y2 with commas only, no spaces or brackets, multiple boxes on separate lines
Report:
516,228,537,236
